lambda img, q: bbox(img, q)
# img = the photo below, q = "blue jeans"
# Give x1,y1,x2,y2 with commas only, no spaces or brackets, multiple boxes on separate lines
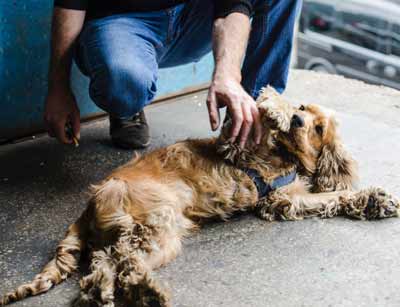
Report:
75,0,302,118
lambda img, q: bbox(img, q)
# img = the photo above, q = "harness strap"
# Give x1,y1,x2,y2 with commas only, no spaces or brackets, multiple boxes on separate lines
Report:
242,168,297,198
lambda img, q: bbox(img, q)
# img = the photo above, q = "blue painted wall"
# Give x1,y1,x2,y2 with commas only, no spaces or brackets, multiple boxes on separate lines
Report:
1,1,213,142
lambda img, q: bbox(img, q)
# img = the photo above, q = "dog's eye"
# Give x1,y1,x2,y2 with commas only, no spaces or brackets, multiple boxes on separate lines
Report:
315,125,324,136
299,105,305,111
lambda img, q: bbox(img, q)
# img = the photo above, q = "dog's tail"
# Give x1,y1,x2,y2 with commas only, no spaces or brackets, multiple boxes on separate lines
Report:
1,207,91,306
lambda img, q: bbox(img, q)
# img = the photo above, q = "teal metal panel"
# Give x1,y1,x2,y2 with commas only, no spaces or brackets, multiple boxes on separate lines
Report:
1,2,213,142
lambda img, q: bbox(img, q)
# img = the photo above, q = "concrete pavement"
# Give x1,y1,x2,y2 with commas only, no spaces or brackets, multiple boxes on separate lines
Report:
1,70,400,307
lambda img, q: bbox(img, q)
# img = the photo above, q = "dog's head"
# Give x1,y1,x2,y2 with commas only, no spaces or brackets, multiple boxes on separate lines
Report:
257,87,358,192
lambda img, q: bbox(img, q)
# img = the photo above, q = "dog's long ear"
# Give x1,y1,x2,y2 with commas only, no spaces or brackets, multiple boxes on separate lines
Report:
312,139,358,192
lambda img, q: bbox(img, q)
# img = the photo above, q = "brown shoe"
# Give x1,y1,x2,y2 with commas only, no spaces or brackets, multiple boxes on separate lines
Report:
109,111,150,149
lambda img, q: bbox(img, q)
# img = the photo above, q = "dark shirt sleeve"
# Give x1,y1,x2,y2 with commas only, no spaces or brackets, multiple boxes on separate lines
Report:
214,0,253,18
54,0,88,10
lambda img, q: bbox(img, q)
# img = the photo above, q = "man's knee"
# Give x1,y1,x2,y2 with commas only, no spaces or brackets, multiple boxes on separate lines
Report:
89,60,157,118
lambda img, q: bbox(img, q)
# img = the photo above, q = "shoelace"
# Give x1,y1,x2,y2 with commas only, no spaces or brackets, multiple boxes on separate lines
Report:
120,114,144,127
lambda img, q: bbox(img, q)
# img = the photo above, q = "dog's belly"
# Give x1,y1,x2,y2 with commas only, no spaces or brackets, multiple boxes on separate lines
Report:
120,140,259,221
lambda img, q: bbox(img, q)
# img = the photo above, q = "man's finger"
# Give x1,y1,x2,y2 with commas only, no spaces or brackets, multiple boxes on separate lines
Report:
44,118,55,137
251,105,262,145
239,103,253,148
228,103,243,142
206,91,220,131
53,121,72,144
71,111,81,139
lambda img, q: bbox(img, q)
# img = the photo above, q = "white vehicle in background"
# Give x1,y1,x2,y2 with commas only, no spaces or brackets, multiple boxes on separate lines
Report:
296,0,400,90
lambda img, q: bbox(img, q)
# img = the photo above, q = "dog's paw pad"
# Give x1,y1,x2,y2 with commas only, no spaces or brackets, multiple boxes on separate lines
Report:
346,188,400,220
364,188,399,219
369,189,400,219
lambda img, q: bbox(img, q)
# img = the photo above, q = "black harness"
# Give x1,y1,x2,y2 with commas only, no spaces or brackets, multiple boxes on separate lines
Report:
242,168,297,198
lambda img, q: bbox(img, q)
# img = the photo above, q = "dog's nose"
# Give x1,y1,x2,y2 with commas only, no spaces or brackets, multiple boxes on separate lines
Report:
291,114,304,128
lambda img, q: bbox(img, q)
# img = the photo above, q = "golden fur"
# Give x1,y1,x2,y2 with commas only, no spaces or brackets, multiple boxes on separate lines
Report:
2,87,399,307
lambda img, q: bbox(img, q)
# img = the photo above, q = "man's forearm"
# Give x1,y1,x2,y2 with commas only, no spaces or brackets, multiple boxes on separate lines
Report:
212,13,251,82
48,7,85,89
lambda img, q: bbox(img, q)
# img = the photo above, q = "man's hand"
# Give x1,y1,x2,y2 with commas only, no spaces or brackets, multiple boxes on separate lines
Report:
207,76,262,148
210,13,262,148
44,87,80,144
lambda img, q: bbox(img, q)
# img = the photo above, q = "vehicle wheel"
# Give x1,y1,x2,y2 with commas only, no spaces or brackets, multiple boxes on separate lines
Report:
311,64,331,74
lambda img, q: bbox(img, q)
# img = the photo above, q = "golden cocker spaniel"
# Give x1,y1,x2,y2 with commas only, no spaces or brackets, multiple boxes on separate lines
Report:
2,87,399,307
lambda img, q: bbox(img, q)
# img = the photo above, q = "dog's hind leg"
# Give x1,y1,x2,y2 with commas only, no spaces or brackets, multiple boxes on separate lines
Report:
73,248,117,307
1,207,90,306
89,178,190,306
113,225,171,307
73,177,139,307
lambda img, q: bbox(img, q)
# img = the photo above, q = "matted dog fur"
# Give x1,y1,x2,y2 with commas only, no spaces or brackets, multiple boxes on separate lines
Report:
2,87,399,306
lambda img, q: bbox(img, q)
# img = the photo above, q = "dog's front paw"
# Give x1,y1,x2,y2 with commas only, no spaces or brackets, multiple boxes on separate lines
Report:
257,86,293,133
264,107,292,133
256,196,302,221
345,187,400,220
257,203,277,222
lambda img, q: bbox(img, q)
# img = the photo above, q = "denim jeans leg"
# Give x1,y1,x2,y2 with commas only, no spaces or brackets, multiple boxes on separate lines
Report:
159,0,214,68
242,0,303,98
75,14,168,118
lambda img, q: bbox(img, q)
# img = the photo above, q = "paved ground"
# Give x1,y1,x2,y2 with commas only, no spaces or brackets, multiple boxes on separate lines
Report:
1,70,400,307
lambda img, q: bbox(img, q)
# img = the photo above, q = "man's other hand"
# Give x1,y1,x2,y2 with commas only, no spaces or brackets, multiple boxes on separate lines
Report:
44,87,80,144
207,76,262,148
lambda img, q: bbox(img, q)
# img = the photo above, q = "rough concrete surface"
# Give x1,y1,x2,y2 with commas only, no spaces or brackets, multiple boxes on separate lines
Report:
1,70,400,307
